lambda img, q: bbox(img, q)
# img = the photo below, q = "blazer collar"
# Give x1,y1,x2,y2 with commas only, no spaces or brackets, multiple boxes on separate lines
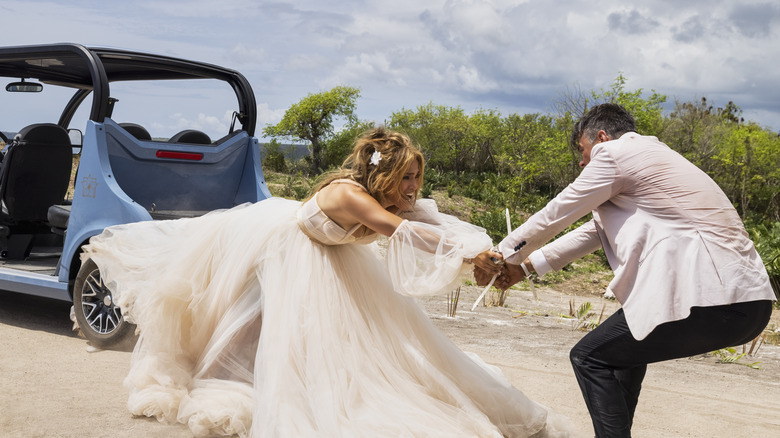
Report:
591,131,638,158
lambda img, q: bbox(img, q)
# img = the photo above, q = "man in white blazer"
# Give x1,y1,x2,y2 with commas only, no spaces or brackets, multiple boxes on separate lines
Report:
480,103,775,437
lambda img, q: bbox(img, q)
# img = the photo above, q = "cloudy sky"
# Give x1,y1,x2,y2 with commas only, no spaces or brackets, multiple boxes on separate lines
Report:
2,0,779,139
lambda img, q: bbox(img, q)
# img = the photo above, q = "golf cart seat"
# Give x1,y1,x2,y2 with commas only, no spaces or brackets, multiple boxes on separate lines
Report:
0,123,72,258
47,203,70,236
169,129,211,144
119,123,152,141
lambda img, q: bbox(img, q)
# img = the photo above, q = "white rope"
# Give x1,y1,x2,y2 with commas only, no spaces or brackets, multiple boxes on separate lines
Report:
471,273,498,311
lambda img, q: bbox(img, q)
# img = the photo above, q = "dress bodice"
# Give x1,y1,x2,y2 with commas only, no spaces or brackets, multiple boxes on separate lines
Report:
296,179,378,246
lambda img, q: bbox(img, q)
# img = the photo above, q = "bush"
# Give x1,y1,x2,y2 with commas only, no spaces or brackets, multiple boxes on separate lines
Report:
747,220,780,302
262,140,288,173
469,207,522,243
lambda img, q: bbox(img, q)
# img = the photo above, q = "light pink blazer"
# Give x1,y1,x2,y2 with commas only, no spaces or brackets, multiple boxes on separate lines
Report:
499,132,775,340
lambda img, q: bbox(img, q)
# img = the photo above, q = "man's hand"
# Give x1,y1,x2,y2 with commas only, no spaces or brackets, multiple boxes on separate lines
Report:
494,262,525,291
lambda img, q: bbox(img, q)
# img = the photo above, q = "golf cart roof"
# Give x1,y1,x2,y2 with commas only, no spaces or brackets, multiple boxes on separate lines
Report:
0,43,257,134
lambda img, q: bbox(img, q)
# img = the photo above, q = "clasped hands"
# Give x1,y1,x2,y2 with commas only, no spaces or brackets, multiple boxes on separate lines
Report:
472,250,527,291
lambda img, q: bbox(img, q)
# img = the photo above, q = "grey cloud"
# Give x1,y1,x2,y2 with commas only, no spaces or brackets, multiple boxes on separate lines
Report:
419,9,457,51
607,9,661,35
672,16,707,42
254,1,354,39
729,3,780,38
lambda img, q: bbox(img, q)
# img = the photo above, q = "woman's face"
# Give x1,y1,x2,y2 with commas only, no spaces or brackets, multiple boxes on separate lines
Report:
386,159,420,211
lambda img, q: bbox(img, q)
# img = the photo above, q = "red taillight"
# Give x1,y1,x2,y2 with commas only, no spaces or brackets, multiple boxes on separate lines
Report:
155,150,203,161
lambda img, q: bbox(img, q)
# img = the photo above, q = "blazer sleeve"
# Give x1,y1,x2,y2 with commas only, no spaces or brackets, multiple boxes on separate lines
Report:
539,219,603,271
498,143,623,264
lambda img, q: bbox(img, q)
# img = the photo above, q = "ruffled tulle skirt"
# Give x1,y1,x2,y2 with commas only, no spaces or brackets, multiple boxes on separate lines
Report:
83,198,574,437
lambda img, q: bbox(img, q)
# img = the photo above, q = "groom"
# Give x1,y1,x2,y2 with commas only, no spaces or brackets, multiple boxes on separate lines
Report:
476,103,775,437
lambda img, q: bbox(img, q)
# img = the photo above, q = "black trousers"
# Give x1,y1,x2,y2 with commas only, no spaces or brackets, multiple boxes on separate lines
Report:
569,299,773,438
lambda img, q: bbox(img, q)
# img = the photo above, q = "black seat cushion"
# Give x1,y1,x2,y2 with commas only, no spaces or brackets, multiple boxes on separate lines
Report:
168,129,211,144
47,204,71,229
119,123,152,141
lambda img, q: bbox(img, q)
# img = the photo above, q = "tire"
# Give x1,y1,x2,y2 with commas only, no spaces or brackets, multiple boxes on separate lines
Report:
73,257,137,349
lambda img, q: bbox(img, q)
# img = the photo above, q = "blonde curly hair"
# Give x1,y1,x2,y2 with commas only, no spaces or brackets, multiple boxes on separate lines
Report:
310,127,424,208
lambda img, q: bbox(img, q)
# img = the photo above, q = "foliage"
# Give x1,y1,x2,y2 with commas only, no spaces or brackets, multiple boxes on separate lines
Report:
261,139,288,172
389,104,506,174
447,286,461,317
764,325,780,345
470,207,521,243
592,73,668,137
564,300,606,331
747,220,780,301
709,123,780,220
320,120,376,170
264,170,314,201
390,103,472,172
496,113,579,201
554,73,667,137
263,85,361,174
664,97,731,171
710,347,762,369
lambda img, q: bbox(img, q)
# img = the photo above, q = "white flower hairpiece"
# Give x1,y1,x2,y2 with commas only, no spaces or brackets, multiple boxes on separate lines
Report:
369,150,382,166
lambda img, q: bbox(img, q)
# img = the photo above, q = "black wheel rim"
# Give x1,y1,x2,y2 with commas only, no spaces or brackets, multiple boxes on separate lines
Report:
80,269,123,335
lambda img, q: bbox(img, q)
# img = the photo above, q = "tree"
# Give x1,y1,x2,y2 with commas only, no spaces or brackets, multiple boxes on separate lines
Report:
321,120,376,170
389,103,469,172
263,86,360,174
496,113,576,202
664,97,730,171
463,109,502,173
261,138,288,172
554,73,668,137
711,123,780,220
592,73,668,136
388,104,503,174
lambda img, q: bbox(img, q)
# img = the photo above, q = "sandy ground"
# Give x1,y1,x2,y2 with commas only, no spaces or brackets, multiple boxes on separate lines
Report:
1,285,778,438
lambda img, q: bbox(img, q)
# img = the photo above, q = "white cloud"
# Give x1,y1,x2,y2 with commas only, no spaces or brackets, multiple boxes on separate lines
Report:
227,44,266,66
256,103,286,128
447,64,498,93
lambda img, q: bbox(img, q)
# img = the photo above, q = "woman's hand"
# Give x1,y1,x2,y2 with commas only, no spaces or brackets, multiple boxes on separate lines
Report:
471,249,503,276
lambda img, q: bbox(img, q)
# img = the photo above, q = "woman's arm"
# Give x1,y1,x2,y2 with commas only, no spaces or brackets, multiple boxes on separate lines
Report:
317,183,403,236
319,183,501,275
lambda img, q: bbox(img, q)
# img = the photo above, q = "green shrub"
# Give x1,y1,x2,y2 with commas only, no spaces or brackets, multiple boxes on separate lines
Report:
262,140,287,172
469,207,522,243
747,220,780,302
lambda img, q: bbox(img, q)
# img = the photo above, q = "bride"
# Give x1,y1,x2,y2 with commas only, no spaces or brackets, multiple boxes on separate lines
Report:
83,127,575,437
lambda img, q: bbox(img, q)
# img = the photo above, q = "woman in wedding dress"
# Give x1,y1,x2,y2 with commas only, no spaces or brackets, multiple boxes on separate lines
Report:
83,128,575,437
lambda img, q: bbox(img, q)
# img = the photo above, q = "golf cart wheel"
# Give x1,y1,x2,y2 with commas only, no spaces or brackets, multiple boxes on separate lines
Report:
73,258,136,348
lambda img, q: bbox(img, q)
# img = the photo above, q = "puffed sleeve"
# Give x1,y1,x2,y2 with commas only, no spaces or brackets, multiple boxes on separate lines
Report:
387,200,493,296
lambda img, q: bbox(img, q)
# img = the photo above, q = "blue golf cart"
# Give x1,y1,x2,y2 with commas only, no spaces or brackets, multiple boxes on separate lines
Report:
0,43,272,348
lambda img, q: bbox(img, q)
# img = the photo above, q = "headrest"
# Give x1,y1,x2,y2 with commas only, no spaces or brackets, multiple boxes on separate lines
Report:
169,129,211,144
14,123,70,145
119,123,152,141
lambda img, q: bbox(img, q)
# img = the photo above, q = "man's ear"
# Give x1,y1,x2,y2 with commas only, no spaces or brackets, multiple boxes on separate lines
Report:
597,130,610,142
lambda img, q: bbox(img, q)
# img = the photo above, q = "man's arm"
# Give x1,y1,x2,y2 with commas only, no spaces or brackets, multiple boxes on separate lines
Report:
535,219,603,272
487,221,602,290
498,144,622,264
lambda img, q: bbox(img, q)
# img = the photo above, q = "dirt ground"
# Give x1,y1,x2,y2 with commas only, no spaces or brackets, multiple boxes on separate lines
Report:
1,285,778,438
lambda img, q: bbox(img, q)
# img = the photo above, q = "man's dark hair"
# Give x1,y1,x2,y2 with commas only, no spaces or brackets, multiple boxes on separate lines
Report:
570,103,637,149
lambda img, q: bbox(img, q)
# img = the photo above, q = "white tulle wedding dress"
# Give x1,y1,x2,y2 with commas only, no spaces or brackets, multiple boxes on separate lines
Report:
83,179,574,437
